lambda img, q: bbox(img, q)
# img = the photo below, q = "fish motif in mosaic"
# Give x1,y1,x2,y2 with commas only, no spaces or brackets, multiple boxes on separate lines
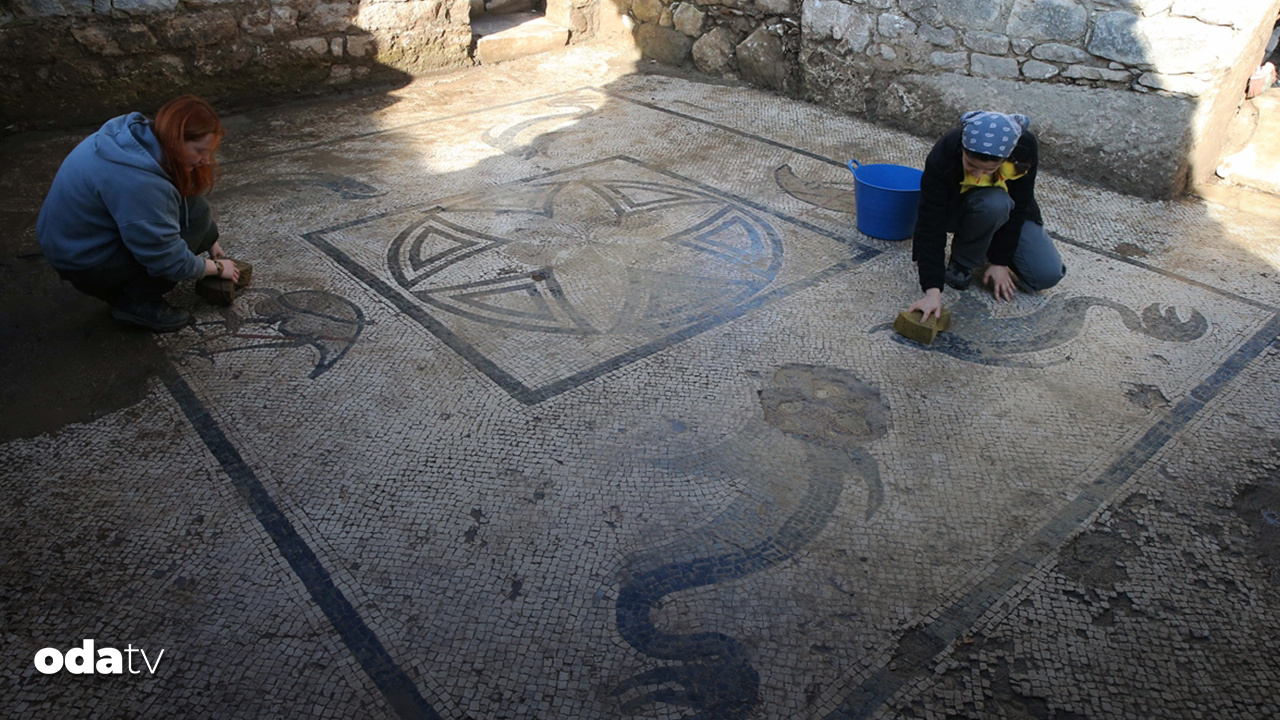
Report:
774,164,858,214
480,93,602,160
212,173,385,201
189,289,364,378
877,293,1208,366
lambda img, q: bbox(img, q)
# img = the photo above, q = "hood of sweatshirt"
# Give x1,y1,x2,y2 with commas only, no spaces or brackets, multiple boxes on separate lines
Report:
37,113,207,283
93,112,170,178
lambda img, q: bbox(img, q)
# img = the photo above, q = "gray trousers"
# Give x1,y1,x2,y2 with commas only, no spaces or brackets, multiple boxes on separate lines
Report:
948,187,1065,291
58,196,219,304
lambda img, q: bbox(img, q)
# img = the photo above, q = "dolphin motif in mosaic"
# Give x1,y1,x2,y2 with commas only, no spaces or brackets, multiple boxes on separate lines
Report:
211,172,385,200
774,164,858,214
480,93,601,159
189,289,365,379
877,292,1209,367
613,366,888,718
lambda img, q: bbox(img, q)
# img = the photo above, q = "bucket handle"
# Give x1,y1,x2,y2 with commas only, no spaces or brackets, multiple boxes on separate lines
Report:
847,159,861,175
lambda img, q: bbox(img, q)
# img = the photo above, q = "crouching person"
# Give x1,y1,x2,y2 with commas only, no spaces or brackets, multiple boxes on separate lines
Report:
38,94,240,332
909,110,1066,322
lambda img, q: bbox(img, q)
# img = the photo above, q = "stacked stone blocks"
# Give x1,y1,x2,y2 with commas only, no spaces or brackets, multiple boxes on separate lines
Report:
795,0,1280,198
0,0,473,126
800,0,1266,99
4,0,1276,197
628,0,803,92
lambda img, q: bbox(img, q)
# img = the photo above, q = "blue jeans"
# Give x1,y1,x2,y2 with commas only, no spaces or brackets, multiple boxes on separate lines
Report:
948,187,1065,291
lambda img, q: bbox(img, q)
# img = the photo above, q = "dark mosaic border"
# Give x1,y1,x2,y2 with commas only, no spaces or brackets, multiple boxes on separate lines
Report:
164,368,441,720
827,310,1280,718
303,155,881,405
1048,232,1279,312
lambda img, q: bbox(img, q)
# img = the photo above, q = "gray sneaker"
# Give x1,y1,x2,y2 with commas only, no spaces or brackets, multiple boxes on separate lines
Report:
110,298,191,333
944,260,972,291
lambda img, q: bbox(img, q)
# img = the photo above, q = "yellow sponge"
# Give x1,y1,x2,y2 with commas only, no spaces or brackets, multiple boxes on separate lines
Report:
893,308,952,345
196,276,237,306
230,259,252,288
195,259,253,307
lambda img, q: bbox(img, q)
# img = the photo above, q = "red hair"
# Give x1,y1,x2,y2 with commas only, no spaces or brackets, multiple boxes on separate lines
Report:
154,95,224,197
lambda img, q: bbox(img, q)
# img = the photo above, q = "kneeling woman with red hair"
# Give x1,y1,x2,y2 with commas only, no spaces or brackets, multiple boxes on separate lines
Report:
38,95,241,332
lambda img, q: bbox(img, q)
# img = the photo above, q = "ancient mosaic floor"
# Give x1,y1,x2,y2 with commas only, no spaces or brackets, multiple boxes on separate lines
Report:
4,46,1280,719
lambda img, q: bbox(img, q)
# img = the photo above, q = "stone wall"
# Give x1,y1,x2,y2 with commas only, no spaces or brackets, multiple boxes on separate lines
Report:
5,0,1278,196
549,0,621,38
798,0,1280,197
0,0,473,128
622,0,1280,197
624,0,803,92
802,0,1267,99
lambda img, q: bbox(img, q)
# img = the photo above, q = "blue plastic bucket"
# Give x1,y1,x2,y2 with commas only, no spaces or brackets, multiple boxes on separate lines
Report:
848,159,922,241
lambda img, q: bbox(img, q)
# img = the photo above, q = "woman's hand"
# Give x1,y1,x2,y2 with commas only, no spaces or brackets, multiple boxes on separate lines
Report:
909,288,944,322
205,258,240,283
983,264,1016,302
209,242,227,260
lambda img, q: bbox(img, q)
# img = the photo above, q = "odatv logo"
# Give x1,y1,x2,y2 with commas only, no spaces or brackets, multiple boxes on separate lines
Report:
33,639,164,675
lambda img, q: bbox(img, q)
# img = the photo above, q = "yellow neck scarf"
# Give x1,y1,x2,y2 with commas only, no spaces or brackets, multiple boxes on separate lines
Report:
960,161,1025,193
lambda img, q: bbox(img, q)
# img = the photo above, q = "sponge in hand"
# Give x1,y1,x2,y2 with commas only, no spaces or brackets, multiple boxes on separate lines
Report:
230,259,252,288
893,308,952,345
195,259,253,306
196,276,237,306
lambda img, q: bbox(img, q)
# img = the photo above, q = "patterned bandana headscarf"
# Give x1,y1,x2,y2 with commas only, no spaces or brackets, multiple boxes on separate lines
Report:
960,111,1031,158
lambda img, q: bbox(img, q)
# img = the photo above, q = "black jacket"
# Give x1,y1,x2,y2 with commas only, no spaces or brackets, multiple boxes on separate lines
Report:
911,127,1042,292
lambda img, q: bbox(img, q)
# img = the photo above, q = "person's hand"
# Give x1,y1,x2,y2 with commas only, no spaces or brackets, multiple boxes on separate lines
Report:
219,259,240,283
984,264,1016,302
909,288,944,322
206,258,240,283
209,242,227,260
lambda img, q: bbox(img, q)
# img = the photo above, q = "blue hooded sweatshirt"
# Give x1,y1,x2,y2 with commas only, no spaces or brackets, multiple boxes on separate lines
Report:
37,113,206,283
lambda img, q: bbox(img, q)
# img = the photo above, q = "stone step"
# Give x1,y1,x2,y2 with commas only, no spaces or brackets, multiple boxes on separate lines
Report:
1217,88,1280,196
472,12,570,65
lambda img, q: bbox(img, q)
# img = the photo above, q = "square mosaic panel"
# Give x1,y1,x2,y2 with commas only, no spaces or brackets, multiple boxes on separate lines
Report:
305,156,878,404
